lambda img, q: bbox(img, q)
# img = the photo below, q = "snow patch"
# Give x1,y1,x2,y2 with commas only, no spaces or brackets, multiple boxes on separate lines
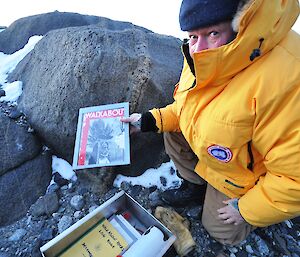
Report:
52,155,77,182
0,35,42,103
113,160,182,191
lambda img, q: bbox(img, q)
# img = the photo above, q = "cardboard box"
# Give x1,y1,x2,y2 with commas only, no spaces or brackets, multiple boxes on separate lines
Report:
40,191,176,257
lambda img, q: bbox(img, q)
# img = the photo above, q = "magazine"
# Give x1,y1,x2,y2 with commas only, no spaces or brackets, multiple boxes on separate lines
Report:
72,102,130,170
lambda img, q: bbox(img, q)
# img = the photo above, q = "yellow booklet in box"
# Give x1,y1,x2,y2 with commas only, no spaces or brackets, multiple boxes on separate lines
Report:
57,218,128,257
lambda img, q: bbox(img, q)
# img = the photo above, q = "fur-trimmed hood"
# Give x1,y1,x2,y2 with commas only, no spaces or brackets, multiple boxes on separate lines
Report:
179,0,300,90
232,0,254,32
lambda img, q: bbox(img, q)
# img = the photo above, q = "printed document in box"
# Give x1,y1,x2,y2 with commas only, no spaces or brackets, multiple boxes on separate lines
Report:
56,218,129,257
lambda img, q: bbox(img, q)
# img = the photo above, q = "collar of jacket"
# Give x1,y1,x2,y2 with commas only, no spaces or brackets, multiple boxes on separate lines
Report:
179,0,299,90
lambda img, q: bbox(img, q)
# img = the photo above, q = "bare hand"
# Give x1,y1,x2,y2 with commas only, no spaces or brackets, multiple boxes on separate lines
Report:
120,113,142,134
217,199,245,226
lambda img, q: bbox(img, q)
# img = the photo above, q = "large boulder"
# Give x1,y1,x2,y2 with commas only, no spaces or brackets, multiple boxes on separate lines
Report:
0,111,41,175
0,111,52,226
0,150,52,226
0,11,150,54
9,23,183,175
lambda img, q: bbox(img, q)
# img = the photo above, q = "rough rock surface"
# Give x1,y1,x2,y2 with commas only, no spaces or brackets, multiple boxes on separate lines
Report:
0,110,41,176
9,24,183,175
0,149,52,226
0,102,53,226
0,11,150,54
0,171,299,257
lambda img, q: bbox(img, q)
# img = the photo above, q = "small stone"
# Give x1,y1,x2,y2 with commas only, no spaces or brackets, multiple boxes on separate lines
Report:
26,215,32,225
74,211,84,219
255,236,269,255
149,191,164,207
0,89,5,97
160,176,167,187
9,229,27,241
53,172,69,187
27,127,34,133
149,185,157,192
186,206,203,219
61,185,69,191
171,180,180,188
120,181,131,191
246,245,254,254
70,195,85,211
58,216,73,234
229,247,238,253
30,193,59,217
88,206,98,213
40,228,54,241
8,109,22,119
128,185,142,196
46,182,60,194
52,213,61,220
169,167,176,175
58,206,66,213
284,220,293,229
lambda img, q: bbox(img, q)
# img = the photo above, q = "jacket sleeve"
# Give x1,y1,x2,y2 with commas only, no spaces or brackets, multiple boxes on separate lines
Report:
239,84,300,227
149,101,181,133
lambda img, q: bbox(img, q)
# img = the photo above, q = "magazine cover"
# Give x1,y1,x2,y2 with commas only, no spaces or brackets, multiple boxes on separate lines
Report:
72,102,130,170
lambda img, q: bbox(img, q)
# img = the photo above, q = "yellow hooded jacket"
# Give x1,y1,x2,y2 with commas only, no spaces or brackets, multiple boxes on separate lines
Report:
150,0,300,227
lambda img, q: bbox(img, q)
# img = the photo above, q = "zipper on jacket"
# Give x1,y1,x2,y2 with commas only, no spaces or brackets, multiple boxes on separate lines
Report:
247,141,254,171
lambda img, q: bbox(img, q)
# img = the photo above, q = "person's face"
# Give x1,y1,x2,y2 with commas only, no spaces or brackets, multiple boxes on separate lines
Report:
188,21,235,57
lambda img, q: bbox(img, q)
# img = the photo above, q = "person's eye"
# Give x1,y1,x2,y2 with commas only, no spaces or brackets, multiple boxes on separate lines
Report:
189,35,198,40
209,31,219,37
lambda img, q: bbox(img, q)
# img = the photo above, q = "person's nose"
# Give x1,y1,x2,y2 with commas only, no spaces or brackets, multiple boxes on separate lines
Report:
193,37,208,53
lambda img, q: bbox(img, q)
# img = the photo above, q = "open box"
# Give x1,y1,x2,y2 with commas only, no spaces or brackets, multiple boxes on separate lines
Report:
40,190,176,257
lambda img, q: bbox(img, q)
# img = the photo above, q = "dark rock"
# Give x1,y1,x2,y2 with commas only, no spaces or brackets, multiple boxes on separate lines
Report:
0,11,151,54
186,206,203,220
128,185,142,196
160,176,167,187
0,90,5,97
40,228,54,241
8,229,26,241
76,167,116,195
8,109,22,119
70,195,84,211
0,151,52,226
120,181,131,191
149,185,158,192
0,111,41,176
77,187,88,195
53,172,68,187
30,192,59,217
46,182,60,194
169,167,176,175
29,239,43,257
58,216,73,234
10,23,182,176
148,191,164,207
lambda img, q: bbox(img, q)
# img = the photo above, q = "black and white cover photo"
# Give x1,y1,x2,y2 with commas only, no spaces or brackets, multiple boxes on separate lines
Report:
73,102,130,169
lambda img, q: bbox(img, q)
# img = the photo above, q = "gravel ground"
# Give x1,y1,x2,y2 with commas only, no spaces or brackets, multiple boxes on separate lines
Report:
0,171,299,257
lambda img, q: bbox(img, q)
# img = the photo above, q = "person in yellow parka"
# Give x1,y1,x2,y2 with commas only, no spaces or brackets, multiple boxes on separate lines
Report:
122,0,300,246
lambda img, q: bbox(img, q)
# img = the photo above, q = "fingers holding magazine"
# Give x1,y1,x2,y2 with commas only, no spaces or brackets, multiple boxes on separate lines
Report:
121,113,142,134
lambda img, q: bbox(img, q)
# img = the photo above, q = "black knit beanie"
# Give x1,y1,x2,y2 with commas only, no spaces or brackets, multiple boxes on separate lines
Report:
179,0,240,31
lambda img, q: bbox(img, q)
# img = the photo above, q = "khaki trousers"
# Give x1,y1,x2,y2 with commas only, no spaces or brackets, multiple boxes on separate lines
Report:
164,132,254,246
